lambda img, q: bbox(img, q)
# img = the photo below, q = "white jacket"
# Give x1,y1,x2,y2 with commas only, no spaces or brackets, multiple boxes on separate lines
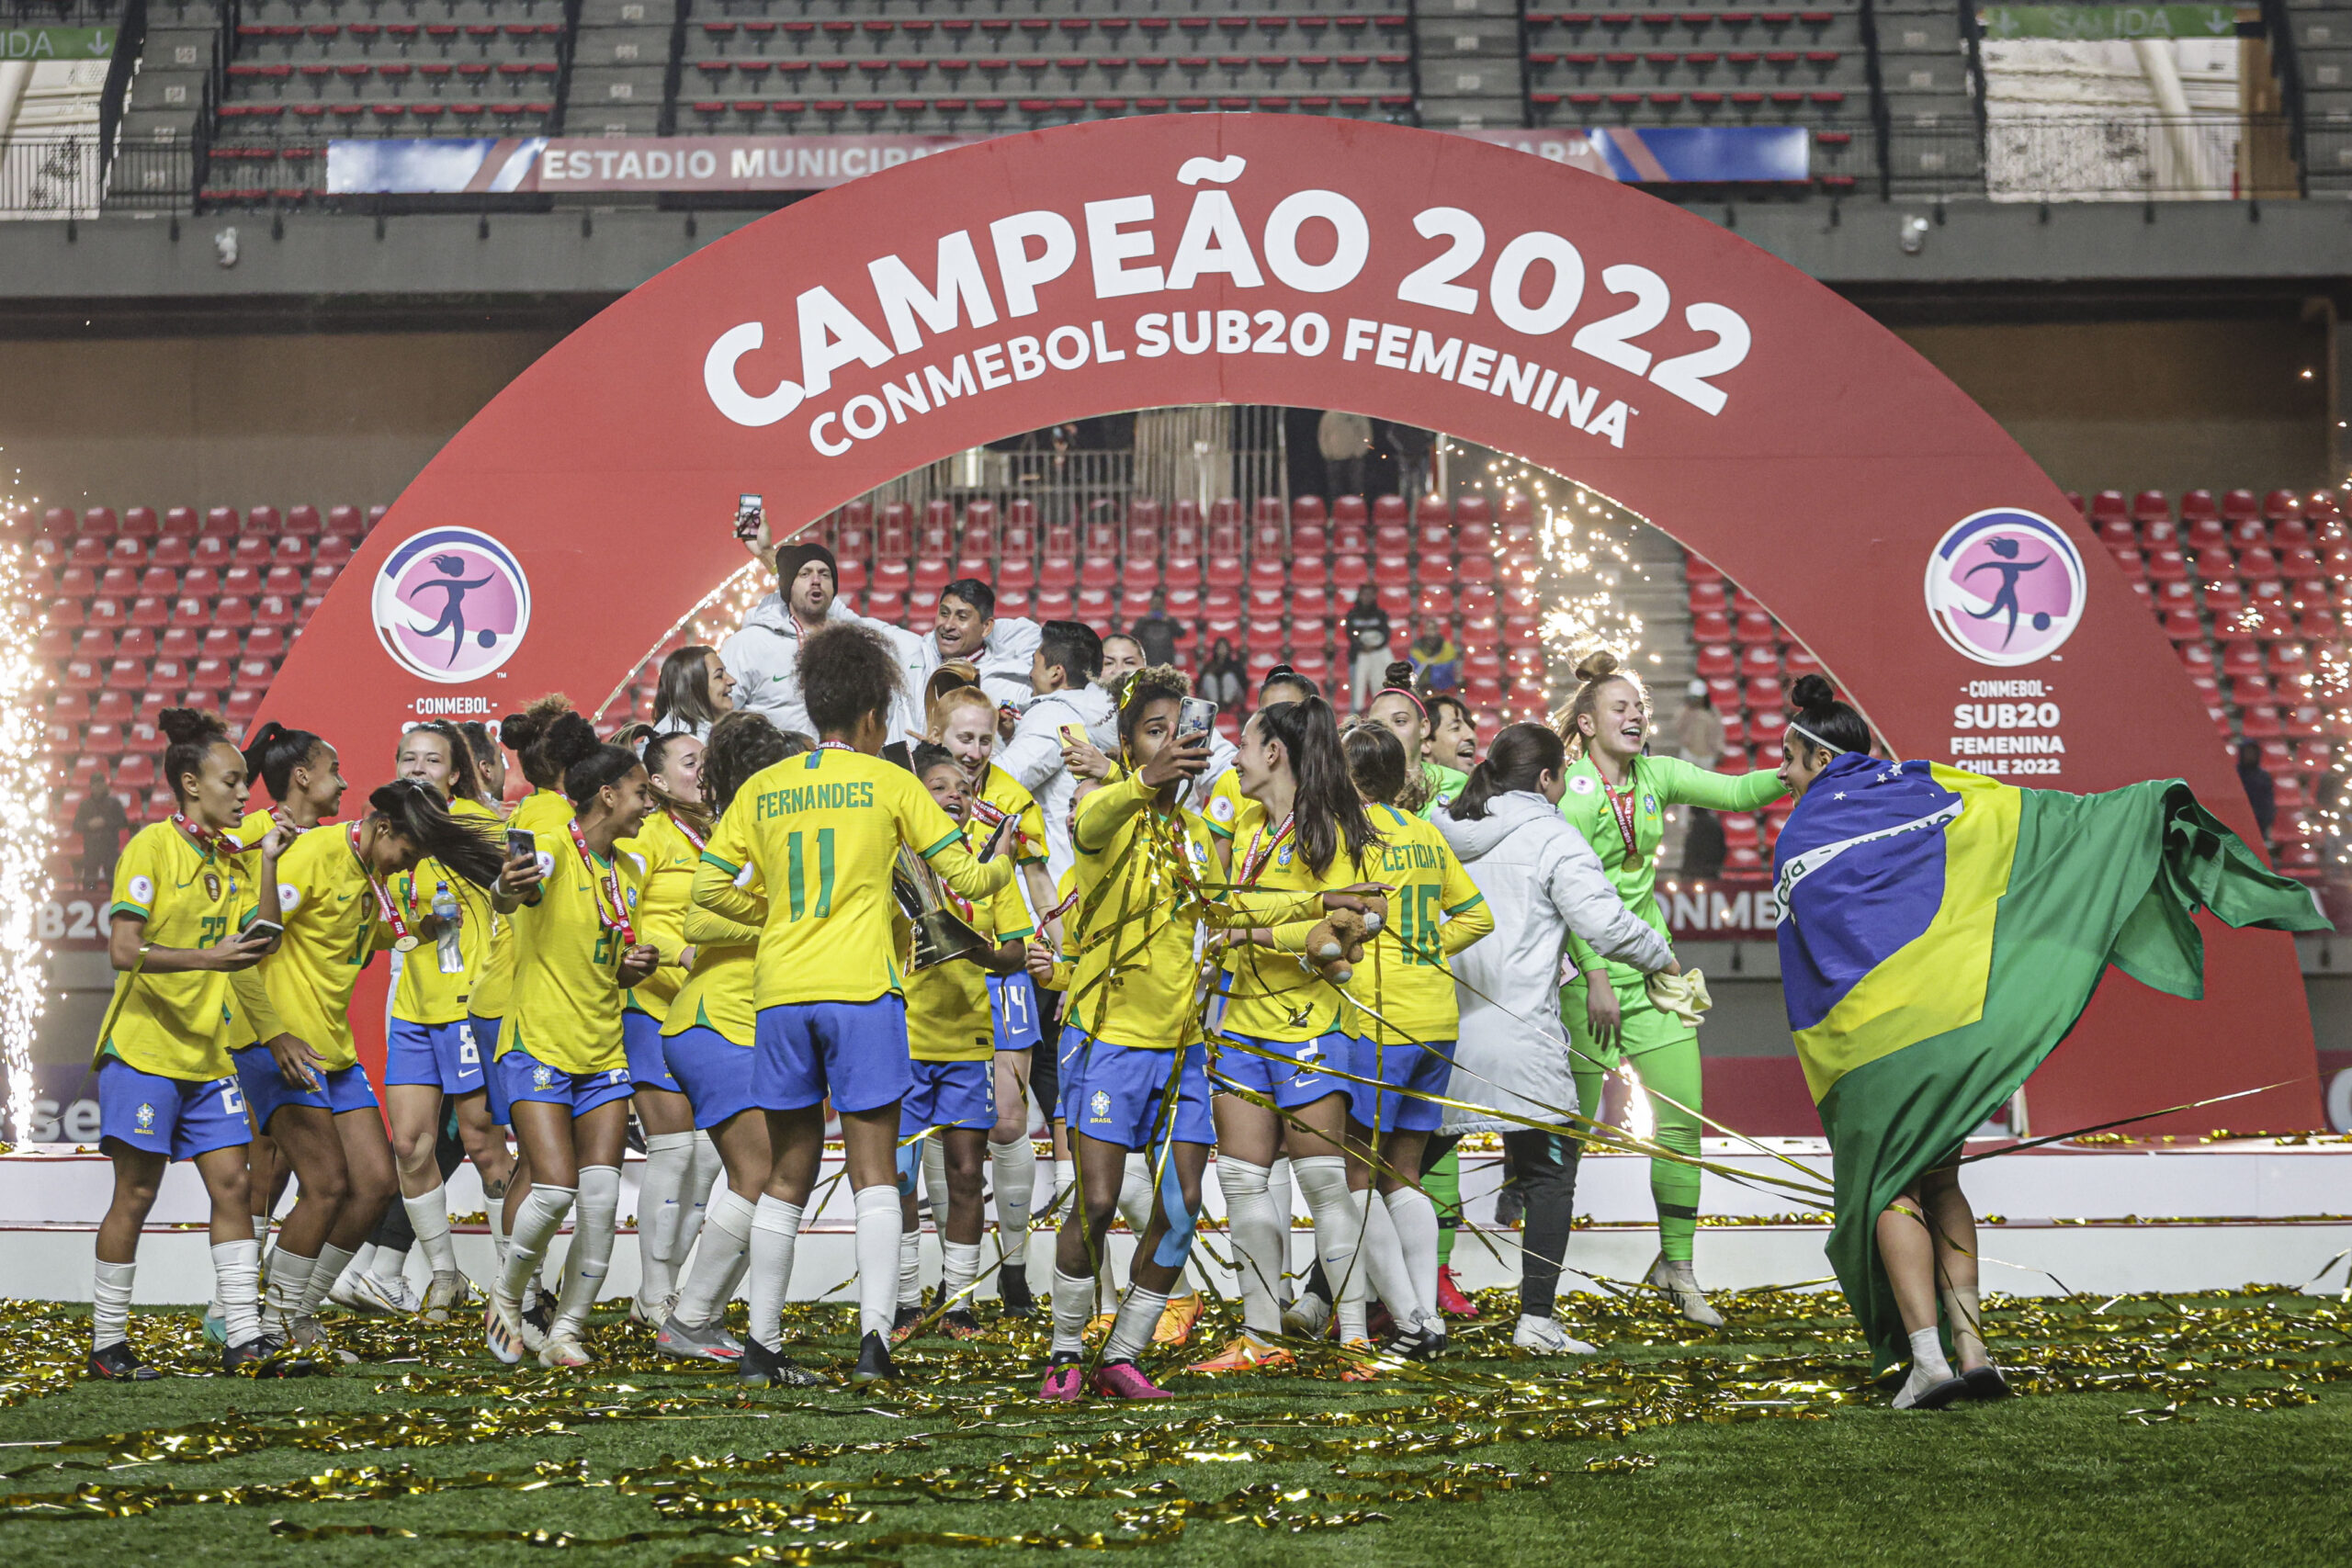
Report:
900,615,1042,736
998,682,1118,882
1433,790,1672,1134
721,595,928,741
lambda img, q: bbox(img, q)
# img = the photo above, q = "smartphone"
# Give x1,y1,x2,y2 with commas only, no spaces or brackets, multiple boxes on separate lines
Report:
506,829,536,863
734,493,763,541
1058,724,1083,748
243,919,284,944
1176,696,1216,743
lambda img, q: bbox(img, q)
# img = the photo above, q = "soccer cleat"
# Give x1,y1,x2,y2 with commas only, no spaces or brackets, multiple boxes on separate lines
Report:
1152,1292,1205,1347
1036,1353,1085,1402
941,1308,985,1341
890,1303,927,1344
326,1272,383,1314
290,1315,359,1365
85,1342,161,1382
1645,1258,1725,1328
1511,1314,1597,1356
655,1313,743,1362
538,1332,593,1369
419,1270,471,1325
627,1292,675,1329
998,1265,1037,1318
1963,1363,2012,1401
1088,1359,1173,1400
1338,1337,1385,1382
1084,1310,1115,1344
224,1334,322,1377
1281,1290,1331,1340
1435,1267,1478,1319
1183,1334,1295,1374
483,1292,530,1364
738,1337,826,1389
524,1288,558,1337
851,1329,899,1384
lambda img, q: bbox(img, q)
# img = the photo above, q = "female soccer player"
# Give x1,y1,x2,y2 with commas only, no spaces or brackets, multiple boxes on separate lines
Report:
693,623,1013,1387
486,713,661,1369
651,645,738,741
898,741,1035,1341
1364,663,1469,818
1041,665,1220,1400
1555,649,1785,1325
380,721,514,1319
89,708,290,1378
1194,695,1390,1373
248,767,504,1359
655,714,801,1363
621,730,726,1324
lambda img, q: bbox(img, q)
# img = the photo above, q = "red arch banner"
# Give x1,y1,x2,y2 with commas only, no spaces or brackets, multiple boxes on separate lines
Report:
265,113,2320,1133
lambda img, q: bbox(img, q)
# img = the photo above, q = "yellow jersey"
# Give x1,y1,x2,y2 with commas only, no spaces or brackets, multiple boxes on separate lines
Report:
473,789,566,1020
697,747,1011,1009
499,817,645,1075
1063,772,1222,1053
1345,805,1491,1045
1216,816,1380,1043
663,888,765,1048
975,762,1049,867
390,797,503,1027
905,874,1035,1063
218,807,284,1047
260,824,395,1073
620,809,703,1017
1201,769,1264,848
96,821,258,1080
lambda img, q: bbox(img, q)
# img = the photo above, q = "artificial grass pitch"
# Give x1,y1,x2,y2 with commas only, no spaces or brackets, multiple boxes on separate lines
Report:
1,1285,2347,1567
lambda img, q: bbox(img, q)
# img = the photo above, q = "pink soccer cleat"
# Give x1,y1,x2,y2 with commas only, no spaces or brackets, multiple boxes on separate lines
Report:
1037,1356,1085,1402
1087,1359,1173,1400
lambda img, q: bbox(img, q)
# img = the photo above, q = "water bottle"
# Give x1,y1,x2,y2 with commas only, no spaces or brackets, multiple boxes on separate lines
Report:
434,883,463,975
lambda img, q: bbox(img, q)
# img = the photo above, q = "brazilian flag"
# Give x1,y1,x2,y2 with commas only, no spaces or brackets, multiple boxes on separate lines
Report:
1772,753,2328,1371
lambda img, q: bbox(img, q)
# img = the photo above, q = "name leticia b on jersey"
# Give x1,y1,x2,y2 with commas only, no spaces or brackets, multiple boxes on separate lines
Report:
750,779,878,820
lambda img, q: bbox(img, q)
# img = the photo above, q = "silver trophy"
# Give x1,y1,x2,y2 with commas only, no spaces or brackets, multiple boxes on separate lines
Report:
892,844,992,971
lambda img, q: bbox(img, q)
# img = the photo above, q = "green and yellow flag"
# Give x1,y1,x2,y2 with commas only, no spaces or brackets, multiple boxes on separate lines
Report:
1772,755,2328,1370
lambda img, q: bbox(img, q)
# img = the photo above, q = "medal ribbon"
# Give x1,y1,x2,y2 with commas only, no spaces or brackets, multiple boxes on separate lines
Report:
1237,814,1295,888
666,808,707,854
348,823,413,949
1599,768,1642,862
568,820,638,946
173,811,241,858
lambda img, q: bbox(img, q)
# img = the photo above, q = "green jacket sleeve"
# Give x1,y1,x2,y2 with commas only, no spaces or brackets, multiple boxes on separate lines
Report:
1647,755,1787,812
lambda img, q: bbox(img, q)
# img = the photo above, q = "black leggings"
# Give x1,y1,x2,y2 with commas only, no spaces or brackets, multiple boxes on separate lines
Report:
1422,1128,1582,1323
367,1113,467,1253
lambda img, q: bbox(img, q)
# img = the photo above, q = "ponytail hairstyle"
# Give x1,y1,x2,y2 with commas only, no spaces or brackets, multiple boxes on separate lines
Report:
404,718,484,807
1450,723,1566,821
501,694,576,790
703,710,799,816
1342,720,1409,807
160,706,234,807
366,779,506,887
910,739,960,780
240,719,326,804
457,721,504,806
1116,664,1192,752
1376,660,1428,719
537,710,644,812
926,681,996,740
1555,648,1648,763
1253,697,1377,875
1259,663,1319,705
652,644,728,735
1786,674,1871,761
1364,660,1435,813
924,659,982,714
609,720,656,754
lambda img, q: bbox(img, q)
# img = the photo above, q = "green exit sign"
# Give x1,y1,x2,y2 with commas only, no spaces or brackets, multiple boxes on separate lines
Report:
1980,6,2241,40
0,27,117,59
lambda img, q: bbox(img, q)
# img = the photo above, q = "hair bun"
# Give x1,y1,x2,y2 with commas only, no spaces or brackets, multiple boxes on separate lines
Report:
1789,673,1837,712
498,711,540,750
540,711,603,774
1574,648,1623,684
1381,659,1416,690
159,706,225,746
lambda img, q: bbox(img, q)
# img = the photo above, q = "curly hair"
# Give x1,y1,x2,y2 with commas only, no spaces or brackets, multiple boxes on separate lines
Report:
798,622,905,738
703,710,802,816
160,706,234,807
501,693,578,789
1114,663,1192,750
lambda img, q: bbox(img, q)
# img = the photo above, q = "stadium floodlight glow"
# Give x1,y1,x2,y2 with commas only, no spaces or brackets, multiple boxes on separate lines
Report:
0,460,52,1148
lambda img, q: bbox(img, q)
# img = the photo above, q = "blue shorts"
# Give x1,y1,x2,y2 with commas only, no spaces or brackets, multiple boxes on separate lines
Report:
385,1018,487,1096
662,1026,757,1131
623,1010,683,1095
232,1047,379,1133
1348,1036,1453,1134
989,973,1044,1051
901,1057,995,1134
496,1046,634,1118
1211,1030,1351,1111
753,996,910,1116
1057,1027,1215,1149
97,1057,250,1161
471,1016,511,1124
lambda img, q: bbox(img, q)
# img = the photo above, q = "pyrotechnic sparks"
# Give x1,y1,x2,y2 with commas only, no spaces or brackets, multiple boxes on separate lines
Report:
597,559,768,732
1457,451,1649,714
0,456,53,1146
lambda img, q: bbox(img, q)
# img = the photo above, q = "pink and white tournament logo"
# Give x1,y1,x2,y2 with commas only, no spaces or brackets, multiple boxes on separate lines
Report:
1923,509,2086,668
371,526,532,683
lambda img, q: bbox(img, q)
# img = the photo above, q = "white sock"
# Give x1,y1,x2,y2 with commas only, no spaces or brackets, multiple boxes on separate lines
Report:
1116,1152,1153,1235
265,1249,318,1328
253,1210,272,1246
1103,1284,1168,1363
501,1183,576,1303
675,1186,752,1328
1054,1158,1076,1221
350,1242,379,1280
854,1185,901,1343
745,1194,803,1353
404,1185,459,1277
1896,1325,1957,1406
1385,1188,1442,1329
989,1136,1036,1271
942,1241,980,1312
637,1131,696,1305
213,1240,261,1348
1268,1157,1298,1305
366,1246,409,1294
676,1132,723,1269
552,1166,619,1338
302,1242,356,1320
921,1137,949,1227
898,1226,923,1310
1050,1266,1092,1356
1358,1186,1423,1330
490,1186,510,1271
92,1258,135,1351
1292,1156,1367,1341
1217,1157,1285,1337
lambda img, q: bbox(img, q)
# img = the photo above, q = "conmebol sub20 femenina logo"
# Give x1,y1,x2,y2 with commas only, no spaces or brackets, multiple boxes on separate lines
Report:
1923,509,2086,668
371,526,532,683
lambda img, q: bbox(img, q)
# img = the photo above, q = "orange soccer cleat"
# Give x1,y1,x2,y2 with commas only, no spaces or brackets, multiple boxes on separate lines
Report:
1183,1333,1295,1374
1152,1292,1205,1346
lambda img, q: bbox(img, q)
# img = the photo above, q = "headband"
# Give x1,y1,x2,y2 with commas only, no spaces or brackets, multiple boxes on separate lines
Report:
1378,683,1428,720
1787,719,1847,756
